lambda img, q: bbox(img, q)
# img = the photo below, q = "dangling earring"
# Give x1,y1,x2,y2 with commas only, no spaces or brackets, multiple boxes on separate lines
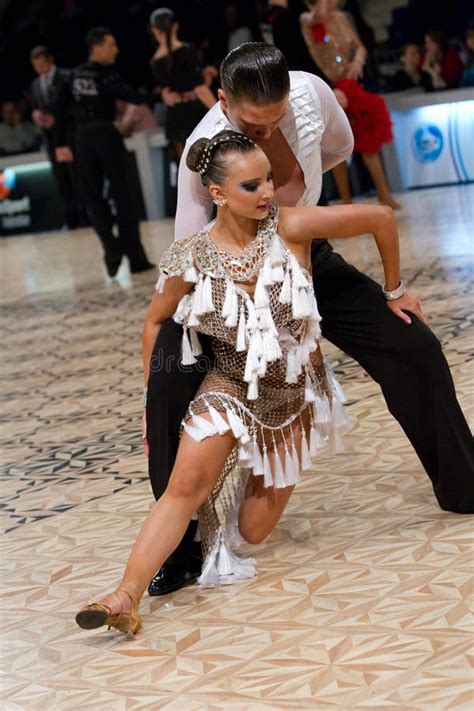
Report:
213,197,227,207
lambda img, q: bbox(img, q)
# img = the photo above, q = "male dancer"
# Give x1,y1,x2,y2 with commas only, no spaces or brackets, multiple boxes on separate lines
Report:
146,43,473,595
55,27,153,276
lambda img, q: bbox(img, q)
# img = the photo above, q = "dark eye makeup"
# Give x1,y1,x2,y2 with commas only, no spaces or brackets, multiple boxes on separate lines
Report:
240,172,273,192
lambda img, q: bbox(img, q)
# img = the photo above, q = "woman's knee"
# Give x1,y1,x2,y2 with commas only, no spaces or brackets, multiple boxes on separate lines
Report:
239,509,274,545
239,522,269,546
239,479,293,545
166,465,208,503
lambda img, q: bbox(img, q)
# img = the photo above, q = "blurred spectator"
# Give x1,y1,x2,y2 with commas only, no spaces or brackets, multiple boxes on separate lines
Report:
392,43,433,92
422,30,464,89
343,0,378,87
460,27,474,88
0,101,40,156
343,0,375,54
149,8,215,162
261,0,325,74
225,3,254,52
30,45,84,229
115,99,158,137
203,65,219,89
301,0,399,209
300,1,368,84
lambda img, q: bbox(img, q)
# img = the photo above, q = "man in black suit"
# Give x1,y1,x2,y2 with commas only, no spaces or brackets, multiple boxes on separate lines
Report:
54,28,154,276
30,45,83,229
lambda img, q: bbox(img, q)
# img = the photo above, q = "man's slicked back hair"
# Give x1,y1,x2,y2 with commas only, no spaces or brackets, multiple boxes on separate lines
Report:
220,42,290,106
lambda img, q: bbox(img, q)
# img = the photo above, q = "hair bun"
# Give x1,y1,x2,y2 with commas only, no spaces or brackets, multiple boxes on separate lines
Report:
186,130,258,184
186,137,211,173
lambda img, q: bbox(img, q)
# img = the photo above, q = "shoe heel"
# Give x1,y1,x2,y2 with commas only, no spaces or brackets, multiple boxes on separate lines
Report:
76,607,109,630
75,589,141,637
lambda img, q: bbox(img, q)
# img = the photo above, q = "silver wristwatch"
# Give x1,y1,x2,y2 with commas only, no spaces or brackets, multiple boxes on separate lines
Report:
382,280,406,301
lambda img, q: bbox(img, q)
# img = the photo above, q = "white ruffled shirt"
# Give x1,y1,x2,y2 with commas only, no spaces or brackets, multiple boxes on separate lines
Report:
174,71,354,241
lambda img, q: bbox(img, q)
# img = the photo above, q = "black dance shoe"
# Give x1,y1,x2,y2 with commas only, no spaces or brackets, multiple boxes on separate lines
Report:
148,545,202,596
130,261,155,274
104,256,122,278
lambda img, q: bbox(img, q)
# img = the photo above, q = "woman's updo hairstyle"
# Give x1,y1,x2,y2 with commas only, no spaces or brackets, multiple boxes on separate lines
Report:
150,8,176,65
186,130,258,186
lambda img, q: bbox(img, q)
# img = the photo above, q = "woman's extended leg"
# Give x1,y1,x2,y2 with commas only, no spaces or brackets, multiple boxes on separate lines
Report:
80,425,236,622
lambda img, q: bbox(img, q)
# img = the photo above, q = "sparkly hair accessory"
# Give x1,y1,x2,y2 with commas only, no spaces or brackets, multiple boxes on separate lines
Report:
197,133,256,176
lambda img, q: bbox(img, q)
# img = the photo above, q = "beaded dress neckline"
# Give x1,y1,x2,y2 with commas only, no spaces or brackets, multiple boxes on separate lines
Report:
194,207,277,283
197,206,311,286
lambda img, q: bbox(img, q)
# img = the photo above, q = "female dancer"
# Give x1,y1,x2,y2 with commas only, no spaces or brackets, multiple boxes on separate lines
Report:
149,8,216,161
75,130,404,636
300,0,399,208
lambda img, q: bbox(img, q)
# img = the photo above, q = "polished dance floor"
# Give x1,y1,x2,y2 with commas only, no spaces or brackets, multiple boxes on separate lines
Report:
1,185,473,709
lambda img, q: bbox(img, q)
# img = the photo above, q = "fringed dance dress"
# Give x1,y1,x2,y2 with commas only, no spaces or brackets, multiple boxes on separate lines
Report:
156,205,349,586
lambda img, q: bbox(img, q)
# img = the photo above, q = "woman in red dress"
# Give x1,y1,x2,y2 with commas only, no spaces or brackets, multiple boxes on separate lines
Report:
301,0,400,209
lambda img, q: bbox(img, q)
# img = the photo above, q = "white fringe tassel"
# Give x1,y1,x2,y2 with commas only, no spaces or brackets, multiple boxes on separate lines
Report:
198,532,256,588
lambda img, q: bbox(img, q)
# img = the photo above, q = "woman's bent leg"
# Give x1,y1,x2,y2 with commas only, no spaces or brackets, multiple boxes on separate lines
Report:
239,413,310,545
239,477,294,545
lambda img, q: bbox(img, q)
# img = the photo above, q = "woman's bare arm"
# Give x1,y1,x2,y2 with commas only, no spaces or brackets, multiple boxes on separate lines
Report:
280,203,399,289
279,204,426,326
142,276,192,385
338,12,367,79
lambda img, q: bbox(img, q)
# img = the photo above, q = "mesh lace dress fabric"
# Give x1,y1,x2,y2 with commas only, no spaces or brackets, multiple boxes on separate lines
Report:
157,205,349,586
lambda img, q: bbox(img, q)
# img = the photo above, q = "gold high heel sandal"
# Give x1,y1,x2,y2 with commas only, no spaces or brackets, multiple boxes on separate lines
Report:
75,589,142,636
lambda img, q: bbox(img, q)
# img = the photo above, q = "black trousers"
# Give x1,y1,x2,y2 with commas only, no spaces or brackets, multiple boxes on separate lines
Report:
46,146,82,229
146,245,474,565
76,122,149,267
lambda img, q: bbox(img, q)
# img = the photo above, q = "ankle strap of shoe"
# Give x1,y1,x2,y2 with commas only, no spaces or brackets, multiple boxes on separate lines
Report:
116,588,135,605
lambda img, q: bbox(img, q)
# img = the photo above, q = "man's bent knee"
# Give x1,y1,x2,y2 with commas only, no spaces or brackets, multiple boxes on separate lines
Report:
390,315,443,364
